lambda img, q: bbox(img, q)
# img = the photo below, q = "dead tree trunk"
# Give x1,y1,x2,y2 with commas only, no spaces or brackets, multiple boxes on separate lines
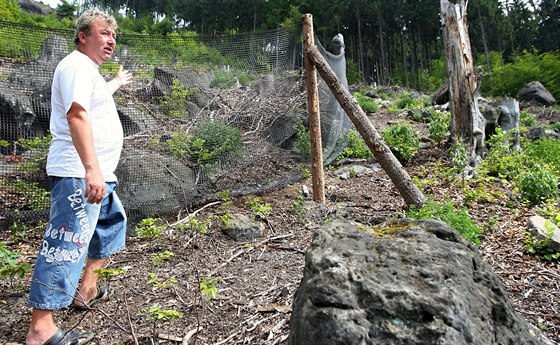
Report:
306,44,426,207
440,0,485,159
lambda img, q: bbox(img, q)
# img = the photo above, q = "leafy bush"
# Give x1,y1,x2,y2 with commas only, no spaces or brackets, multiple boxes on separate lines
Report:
353,92,379,113
381,122,419,162
480,128,523,180
516,164,558,206
406,198,482,245
135,217,165,239
391,93,428,111
188,120,243,166
448,141,469,172
293,123,311,158
336,130,372,161
519,110,537,128
523,139,560,177
0,242,31,282
428,110,450,143
161,79,195,118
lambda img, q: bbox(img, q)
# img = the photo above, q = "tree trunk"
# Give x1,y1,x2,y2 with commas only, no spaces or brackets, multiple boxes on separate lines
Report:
306,44,426,207
440,0,485,159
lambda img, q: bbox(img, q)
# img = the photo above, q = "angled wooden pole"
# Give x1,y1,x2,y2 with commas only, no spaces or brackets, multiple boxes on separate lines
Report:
303,14,326,204
306,44,426,207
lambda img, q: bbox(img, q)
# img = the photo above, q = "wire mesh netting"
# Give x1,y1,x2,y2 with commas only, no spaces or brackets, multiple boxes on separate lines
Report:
0,20,351,229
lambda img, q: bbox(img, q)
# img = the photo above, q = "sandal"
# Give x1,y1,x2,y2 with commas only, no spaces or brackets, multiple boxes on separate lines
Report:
44,327,94,345
71,286,113,311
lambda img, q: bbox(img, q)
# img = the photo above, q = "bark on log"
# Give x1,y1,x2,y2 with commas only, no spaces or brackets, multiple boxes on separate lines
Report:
440,0,485,158
307,45,426,207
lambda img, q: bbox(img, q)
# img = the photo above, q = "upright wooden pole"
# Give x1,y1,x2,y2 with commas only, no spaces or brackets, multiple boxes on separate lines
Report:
303,14,326,204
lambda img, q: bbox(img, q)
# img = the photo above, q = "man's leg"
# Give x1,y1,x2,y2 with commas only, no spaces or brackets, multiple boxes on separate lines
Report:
73,257,108,308
26,309,57,345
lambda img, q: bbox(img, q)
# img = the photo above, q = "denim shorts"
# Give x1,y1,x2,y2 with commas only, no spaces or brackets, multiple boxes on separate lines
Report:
28,177,127,310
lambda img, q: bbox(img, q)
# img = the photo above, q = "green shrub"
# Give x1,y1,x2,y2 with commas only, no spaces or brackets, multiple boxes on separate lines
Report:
353,92,379,113
480,128,524,180
336,130,372,161
161,79,195,118
523,139,560,177
428,110,450,143
188,120,243,166
519,110,537,128
516,164,558,206
381,122,419,162
406,198,482,245
135,218,165,239
293,123,311,158
0,242,31,283
448,141,469,172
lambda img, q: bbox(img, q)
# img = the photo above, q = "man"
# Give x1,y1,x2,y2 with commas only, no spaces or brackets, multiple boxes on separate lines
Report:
26,9,132,345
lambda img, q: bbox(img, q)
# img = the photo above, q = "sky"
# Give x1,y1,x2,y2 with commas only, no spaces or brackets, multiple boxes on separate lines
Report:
39,0,61,9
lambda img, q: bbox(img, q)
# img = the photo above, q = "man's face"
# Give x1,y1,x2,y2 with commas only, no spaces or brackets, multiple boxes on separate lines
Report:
78,18,116,65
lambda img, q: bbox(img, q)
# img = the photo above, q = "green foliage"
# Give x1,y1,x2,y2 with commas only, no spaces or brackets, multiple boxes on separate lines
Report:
381,122,419,162
346,58,362,85
0,242,31,283
519,110,537,128
534,202,560,227
16,134,51,173
210,70,256,89
448,140,469,172
147,272,177,289
482,50,560,100
94,267,125,281
290,193,306,218
161,79,195,118
245,196,271,219
417,57,447,92
189,120,243,166
9,180,50,210
167,120,242,166
142,305,183,324
391,93,428,111
293,123,311,159
516,164,558,206
151,251,174,266
353,92,379,113
199,276,221,299
406,198,482,245
480,128,524,180
523,139,560,177
428,110,450,144
135,218,165,239
336,129,372,161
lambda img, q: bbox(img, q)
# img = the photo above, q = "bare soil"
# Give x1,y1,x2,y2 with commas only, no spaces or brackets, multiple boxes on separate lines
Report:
1,105,559,345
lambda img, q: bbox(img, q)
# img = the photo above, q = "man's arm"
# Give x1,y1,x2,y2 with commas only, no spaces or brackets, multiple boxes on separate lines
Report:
107,65,133,94
67,102,106,204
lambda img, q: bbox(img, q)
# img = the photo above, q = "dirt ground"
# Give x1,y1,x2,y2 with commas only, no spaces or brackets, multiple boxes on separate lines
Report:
1,105,559,345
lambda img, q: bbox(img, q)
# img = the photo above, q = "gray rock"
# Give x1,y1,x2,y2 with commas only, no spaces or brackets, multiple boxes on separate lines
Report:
519,81,557,106
220,213,265,241
528,215,560,253
289,218,551,345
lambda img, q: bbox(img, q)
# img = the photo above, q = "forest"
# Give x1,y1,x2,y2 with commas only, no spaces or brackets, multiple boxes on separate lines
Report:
1,0,559,97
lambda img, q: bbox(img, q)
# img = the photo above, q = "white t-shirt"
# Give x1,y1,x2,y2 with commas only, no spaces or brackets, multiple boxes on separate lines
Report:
46,50,123,182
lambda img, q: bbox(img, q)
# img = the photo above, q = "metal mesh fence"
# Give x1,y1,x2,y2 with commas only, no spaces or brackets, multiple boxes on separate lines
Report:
0,20,350,229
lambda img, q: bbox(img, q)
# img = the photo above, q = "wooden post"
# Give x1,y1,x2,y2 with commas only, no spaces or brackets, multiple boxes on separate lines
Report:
306,45,426,207
303,14,326,204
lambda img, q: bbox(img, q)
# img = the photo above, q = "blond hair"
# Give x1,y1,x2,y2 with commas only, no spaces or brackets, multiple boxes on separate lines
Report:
74,9,117,46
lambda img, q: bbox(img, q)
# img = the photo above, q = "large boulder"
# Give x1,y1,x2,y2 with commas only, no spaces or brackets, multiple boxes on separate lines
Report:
289,218,551,345
519,81,557,106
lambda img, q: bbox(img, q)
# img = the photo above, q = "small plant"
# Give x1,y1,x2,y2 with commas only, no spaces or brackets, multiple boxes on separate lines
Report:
519,110,537,128
141,305,184,338
406,198,482,245
186,218,210,234
161,79,195,118
246,196,271,219
294,123,311,159
188,120,243,166
0,242,31,289
381,122,420,162
481,128,523,180
218,189,233,209
296,164,311,178
199,276,221,299
448,140,469,173
353,92,379,113
94,267,125,292
147,272,177,289
16,134,52,173
428,110,450,144
290,193,306,218
135,218,165,239
516,164,558,206
337,130,372,161
151,251,175,265
12,180,50,210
